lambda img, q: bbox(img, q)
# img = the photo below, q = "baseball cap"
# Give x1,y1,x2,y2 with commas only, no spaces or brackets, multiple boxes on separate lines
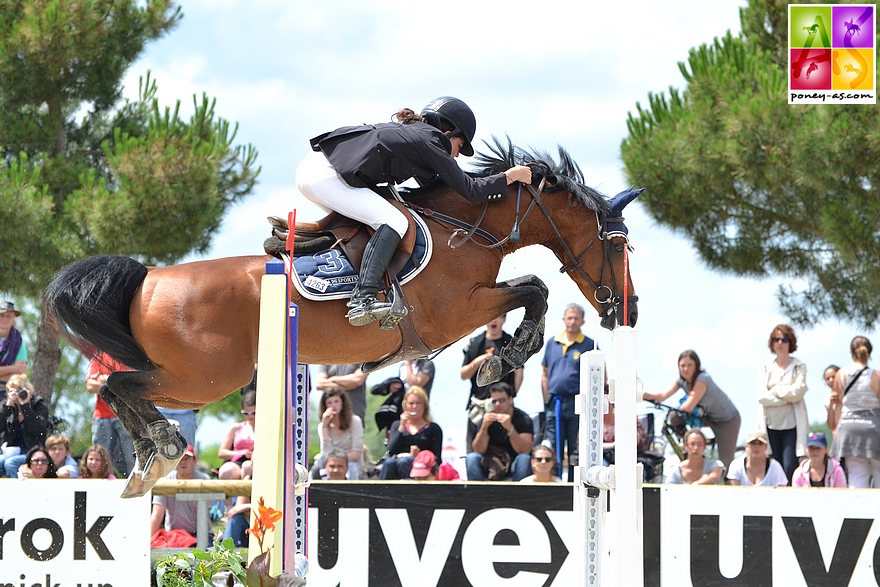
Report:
806,432,827,448
746,431,769,445
437,461,460,481
184,445,196,458
410,451,437,478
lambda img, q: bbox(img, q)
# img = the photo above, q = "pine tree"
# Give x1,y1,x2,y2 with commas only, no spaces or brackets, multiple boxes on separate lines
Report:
621,0,880,328
0,0,259,399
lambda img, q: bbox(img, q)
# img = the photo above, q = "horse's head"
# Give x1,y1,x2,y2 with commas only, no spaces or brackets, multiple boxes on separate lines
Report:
594,187,643,330
469,139,643,330
527,166,642,331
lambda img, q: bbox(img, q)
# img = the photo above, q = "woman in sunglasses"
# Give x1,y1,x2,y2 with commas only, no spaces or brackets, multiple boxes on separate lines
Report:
218,390,256,483
756,324,808,484
18,445,58,479
520,445,561,483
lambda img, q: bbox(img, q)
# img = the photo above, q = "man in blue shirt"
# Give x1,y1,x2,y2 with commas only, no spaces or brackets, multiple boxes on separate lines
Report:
541,303,596,481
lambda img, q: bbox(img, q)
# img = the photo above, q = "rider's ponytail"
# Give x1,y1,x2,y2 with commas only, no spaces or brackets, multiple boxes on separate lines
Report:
393,108,423,123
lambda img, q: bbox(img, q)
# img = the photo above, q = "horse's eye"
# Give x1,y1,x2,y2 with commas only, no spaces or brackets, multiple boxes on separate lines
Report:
613,243,625,253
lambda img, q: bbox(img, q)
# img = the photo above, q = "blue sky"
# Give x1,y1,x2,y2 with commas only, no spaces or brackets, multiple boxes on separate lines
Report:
125,0,872,453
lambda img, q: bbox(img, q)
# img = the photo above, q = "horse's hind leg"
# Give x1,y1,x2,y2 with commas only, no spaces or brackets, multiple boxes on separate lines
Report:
103,372,187,497
477,275,549,386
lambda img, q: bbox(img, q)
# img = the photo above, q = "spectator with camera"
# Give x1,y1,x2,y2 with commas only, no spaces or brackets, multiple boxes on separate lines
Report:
466,382,533,481
1,374,49,478
0,301,27,396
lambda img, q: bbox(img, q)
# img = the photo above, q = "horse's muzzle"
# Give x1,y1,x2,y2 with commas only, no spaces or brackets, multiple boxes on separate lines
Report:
599,296,639,330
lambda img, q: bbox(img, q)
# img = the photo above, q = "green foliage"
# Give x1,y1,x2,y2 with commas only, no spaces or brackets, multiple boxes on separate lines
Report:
0,0,260,400
154,537,247,587
200,390,246,423
198,442,223,475
621,0,880,328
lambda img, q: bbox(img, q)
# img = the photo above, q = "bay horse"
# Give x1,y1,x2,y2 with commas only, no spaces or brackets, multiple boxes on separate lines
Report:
44,139,642,497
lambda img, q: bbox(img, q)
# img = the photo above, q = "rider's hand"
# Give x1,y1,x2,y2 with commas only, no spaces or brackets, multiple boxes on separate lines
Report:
505,165,532,185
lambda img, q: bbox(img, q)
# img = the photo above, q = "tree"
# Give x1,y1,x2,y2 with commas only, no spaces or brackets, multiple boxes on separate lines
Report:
0,0,259,400
621,0,880,328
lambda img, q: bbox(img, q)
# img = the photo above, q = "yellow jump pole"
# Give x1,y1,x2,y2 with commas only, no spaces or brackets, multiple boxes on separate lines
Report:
251,211,306,576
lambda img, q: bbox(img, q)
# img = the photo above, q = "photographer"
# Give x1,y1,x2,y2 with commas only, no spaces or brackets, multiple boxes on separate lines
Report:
0,374,49,478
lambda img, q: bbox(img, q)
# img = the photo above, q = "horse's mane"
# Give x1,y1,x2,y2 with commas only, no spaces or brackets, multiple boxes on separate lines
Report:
402,137,610,218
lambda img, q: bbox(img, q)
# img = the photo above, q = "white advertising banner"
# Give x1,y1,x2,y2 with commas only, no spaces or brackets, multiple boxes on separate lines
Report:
0,480,150,586
660,485,880,587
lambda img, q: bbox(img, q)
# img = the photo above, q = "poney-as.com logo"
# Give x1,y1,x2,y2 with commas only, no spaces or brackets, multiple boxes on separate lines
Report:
789,4,875,104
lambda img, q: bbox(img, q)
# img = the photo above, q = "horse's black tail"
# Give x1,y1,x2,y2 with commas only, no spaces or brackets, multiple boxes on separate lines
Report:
44,255,153,371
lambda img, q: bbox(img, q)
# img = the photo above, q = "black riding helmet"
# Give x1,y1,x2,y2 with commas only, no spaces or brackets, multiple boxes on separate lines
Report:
421,96,476,156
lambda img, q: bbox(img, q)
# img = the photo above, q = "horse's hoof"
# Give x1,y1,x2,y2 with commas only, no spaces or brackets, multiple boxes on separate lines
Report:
476,356,503,387
121,472,148,499
150,453,184,483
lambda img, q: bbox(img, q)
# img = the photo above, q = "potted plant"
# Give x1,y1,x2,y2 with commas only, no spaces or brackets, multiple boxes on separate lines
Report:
155,537,247,587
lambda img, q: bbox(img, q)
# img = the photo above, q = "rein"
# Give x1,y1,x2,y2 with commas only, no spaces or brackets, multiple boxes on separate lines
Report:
407,176,629,310
446,177,545,253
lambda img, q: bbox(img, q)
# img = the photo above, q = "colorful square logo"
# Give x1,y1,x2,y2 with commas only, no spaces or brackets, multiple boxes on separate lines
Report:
789,4,876,104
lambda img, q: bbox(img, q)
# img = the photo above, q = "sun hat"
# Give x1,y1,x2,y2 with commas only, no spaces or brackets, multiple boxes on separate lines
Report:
0,301,20,316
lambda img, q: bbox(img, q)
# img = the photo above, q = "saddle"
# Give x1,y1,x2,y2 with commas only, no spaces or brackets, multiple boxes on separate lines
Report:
267,199,418,278
265,203,436,372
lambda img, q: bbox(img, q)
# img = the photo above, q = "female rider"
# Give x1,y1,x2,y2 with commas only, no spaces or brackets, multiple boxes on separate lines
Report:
296,97,532,327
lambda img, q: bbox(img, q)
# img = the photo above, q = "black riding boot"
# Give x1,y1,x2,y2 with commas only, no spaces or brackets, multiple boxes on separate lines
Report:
346,224,401,326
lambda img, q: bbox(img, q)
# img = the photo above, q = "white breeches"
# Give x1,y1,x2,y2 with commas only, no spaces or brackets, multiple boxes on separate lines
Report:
295,151,408,238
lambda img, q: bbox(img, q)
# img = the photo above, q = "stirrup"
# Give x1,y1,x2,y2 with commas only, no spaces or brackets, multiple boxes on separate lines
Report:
378,279,410,330
346,297,393,326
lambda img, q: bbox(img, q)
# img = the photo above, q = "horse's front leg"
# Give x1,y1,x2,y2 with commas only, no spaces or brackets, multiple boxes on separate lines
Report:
476,274,548,387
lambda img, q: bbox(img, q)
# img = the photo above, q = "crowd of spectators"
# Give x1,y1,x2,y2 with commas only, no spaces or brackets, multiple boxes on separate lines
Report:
299,312,878,490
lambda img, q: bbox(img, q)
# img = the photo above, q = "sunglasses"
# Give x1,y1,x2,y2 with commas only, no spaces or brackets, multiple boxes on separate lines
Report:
241,410,256,416
532,457,554,463
30,458,49,465
771,337,791,343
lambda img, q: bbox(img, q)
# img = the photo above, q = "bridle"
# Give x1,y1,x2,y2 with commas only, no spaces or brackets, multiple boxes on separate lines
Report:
404,176,635,318
522,183,635,318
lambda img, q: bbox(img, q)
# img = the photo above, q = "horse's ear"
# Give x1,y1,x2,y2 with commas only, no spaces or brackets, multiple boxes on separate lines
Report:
608,186,645,218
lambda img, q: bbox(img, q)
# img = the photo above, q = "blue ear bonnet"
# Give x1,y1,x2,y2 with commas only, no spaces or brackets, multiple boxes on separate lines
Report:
605,186,644,237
